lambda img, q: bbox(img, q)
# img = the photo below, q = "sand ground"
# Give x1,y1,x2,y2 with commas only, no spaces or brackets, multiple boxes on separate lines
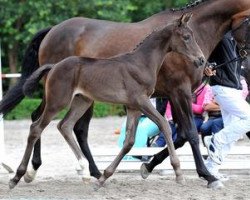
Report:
0,117,250,200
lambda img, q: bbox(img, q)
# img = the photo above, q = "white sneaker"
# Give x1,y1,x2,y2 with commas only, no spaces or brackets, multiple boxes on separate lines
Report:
204,159,229,182
204,136,223,165
213,172,229,182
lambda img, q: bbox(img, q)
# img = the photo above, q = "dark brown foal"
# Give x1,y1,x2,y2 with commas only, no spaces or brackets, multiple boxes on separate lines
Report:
9,13,205,189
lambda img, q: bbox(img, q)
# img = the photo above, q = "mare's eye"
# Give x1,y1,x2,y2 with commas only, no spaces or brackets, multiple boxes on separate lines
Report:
183,34,191,41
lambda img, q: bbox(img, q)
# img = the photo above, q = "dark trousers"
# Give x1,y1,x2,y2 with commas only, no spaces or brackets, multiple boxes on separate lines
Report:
155,116,203,147
200,117,224,143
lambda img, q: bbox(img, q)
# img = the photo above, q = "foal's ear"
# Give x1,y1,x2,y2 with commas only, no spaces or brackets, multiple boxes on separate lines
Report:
178,13,193,27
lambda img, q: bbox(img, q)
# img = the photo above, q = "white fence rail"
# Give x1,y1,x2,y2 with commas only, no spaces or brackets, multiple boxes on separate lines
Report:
0,41,19,172
92,145,250,171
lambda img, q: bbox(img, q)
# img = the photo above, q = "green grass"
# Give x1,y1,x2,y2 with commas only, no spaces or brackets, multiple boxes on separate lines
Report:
5,98,126,120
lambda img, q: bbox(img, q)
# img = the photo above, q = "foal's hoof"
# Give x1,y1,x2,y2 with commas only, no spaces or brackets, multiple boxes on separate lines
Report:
176,176,186,185
82,177,91,184
98,175,106,186
9,180,17,189
24,169,37,183
140,163,150,179
93,180,104,191
207,180,224,190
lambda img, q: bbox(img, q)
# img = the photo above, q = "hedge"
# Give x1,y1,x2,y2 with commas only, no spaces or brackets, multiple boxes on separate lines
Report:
4,98,126,120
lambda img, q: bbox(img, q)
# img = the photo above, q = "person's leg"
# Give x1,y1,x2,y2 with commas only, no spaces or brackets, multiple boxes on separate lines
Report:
193,116,204,132
213,87,250,146
200,119,213,144
210,117,224,134
154,122,177,147
200,119,213,136
205,86,250,164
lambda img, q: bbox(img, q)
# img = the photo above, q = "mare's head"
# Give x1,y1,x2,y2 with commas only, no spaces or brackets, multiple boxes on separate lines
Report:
169,13,205,68
232,17,250,57
232,17,250,85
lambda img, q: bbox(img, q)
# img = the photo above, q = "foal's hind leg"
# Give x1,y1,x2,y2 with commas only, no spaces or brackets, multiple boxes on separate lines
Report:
98,108,141,185
24,100,45,183
73,106,102,179
138,97,183,183
9,107,58,189
57,95,93,180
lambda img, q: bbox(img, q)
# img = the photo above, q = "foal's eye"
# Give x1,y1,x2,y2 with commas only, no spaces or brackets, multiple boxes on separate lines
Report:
183,34,191,41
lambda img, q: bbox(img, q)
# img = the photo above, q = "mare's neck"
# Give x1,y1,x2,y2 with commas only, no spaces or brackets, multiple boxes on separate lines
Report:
133,26,172,75
142,0,250,58
189,0,250,58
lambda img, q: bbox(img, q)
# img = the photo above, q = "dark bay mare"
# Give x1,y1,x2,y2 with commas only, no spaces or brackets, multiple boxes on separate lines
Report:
1,0,250,189
9,14,205,189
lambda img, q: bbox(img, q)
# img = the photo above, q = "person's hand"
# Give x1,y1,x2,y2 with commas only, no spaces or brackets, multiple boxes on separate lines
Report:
204,65,216,76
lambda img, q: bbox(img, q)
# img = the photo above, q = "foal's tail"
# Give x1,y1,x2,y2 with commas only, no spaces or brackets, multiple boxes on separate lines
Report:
0,27,51,115
23,64,53,97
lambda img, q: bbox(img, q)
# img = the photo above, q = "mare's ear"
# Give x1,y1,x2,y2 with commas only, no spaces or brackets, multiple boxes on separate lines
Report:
178,13,193,27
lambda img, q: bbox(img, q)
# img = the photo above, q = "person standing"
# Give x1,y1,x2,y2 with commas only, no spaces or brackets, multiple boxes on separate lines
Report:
204,31,250,180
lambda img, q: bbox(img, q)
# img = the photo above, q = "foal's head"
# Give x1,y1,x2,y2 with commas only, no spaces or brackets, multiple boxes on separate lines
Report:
169,13,205,68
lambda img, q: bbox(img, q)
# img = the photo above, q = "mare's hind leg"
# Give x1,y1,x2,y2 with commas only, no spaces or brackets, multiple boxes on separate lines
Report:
24,100,45,183
138,97,183,183
98,108,141,185
57,95,93,180
9,104,60,189
141,136,186,179
73,106,102,179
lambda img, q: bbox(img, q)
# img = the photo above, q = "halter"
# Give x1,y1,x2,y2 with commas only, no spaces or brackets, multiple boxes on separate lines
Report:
232,17,250,57
194,18,250,95
211,18,250,70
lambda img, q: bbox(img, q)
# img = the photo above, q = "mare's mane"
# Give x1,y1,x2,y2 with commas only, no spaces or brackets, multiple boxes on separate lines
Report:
171,0,209,12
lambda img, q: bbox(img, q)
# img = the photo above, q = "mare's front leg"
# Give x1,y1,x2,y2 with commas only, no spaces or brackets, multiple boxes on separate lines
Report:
73,105,101,179
174,94,221,188
139,97,183,183
98,108,141,185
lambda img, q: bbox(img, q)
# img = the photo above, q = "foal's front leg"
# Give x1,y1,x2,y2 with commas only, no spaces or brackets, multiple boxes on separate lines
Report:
138,97,183,183
73,106,102,179
98,108,141,185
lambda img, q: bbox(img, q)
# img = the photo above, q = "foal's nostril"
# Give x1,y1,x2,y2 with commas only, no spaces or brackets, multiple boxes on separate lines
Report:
195,57,205,68
199,57,205,66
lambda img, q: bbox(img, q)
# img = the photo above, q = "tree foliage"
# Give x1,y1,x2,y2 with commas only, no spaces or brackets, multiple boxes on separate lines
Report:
0,0,189,85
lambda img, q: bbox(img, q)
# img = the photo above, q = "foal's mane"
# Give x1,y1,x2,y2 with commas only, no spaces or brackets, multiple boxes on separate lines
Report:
171,0,209,12
132,25,171,52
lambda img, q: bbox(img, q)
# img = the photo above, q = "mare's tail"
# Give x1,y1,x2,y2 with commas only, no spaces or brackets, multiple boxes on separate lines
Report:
23,64,53,97
0,27,52,116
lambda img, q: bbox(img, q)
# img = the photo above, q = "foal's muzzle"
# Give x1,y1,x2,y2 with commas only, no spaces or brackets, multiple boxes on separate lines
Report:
194,57,205,68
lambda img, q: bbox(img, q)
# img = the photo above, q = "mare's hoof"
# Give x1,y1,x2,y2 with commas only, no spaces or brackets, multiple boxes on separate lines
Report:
9,180,17,189
140,163,150,179
176,176,186,185
207,180,224,190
